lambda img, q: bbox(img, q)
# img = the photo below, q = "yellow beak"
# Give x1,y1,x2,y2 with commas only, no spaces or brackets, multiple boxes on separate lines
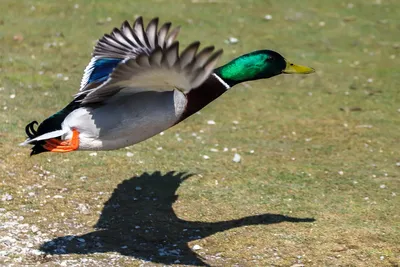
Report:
282,60,315,74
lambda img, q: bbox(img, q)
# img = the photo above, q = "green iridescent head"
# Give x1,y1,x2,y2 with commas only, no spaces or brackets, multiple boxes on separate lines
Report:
215,50,314,86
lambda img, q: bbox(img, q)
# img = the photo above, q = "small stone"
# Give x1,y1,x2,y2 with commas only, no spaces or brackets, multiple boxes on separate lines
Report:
227,37,239,44
207,120,216,125
232,153,241,163
89,152,97,157
156,147,163,151
135,186,142,191
319,21,325,27
31,225,39,233
126,152,134,157
367,78,373,83
203,155,210,160
380,184,386,189
192,244,202,250
249,150,254,154
380,256,385,260
0,251,9,257
338,171,344,175
396,162,400,167
53,195,63,199
13,34,24,42
74,4,79,9
9,94,16,99
210,148,219,152
31,249,44,256
264,14,272,20
1,193,13,201
223,147,228,152
77,203,90,214
159,131,164,136
77,238,85,243
232,120,239,124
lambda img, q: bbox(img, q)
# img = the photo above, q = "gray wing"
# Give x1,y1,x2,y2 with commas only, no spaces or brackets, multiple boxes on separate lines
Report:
78,42,223,105
79,17,180,91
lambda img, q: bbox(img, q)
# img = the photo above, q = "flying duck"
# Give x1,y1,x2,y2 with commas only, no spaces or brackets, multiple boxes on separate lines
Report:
21,17,314,155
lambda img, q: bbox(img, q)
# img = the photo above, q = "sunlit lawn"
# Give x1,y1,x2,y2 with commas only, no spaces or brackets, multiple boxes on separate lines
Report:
0,0,399,266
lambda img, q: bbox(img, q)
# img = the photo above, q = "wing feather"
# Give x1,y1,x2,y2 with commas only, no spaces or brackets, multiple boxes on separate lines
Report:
79,42,223,104
79,17,181,91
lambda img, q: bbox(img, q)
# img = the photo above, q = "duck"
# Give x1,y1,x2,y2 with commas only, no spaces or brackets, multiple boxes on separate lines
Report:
21,17,315,156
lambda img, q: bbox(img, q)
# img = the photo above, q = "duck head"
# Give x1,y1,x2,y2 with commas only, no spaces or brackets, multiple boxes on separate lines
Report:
214,50,315,87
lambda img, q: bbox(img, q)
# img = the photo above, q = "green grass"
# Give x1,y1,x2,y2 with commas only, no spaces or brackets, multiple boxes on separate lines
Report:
0,0,399,266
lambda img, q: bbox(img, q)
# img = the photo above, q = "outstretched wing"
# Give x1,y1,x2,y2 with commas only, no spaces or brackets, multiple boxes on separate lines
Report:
79,17,180,91
79,42,223,104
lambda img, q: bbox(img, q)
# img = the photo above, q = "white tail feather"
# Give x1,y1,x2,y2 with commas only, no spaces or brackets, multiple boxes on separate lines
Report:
19,129,67,146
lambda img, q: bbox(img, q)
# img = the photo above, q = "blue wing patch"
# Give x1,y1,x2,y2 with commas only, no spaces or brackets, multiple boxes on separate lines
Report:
80,57,122,90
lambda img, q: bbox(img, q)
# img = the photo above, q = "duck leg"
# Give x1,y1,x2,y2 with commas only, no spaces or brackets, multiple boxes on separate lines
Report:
43,129,80,152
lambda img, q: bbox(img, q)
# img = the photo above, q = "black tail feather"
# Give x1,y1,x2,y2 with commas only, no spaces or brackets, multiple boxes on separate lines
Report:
25,121,38,139
30,143,49,156
24,121,50,156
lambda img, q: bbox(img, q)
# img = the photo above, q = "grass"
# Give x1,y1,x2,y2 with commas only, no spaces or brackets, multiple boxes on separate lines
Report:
1,0,399,266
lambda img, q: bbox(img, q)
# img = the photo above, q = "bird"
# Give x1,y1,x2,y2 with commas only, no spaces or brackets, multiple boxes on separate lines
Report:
21,17,315,156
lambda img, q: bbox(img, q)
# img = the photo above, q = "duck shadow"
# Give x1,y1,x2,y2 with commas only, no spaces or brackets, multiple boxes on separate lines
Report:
40,171,315,266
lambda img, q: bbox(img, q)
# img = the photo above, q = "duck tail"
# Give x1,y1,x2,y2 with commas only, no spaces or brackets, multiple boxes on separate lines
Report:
20,120,67,156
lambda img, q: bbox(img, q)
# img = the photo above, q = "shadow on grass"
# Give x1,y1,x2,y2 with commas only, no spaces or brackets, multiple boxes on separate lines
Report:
40,171,315,266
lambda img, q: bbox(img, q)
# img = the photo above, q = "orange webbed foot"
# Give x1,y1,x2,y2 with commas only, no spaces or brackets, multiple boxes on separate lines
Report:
43,129,80,152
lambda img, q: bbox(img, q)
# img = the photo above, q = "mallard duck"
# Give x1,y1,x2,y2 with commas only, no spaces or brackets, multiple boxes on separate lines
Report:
21,17,314,156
